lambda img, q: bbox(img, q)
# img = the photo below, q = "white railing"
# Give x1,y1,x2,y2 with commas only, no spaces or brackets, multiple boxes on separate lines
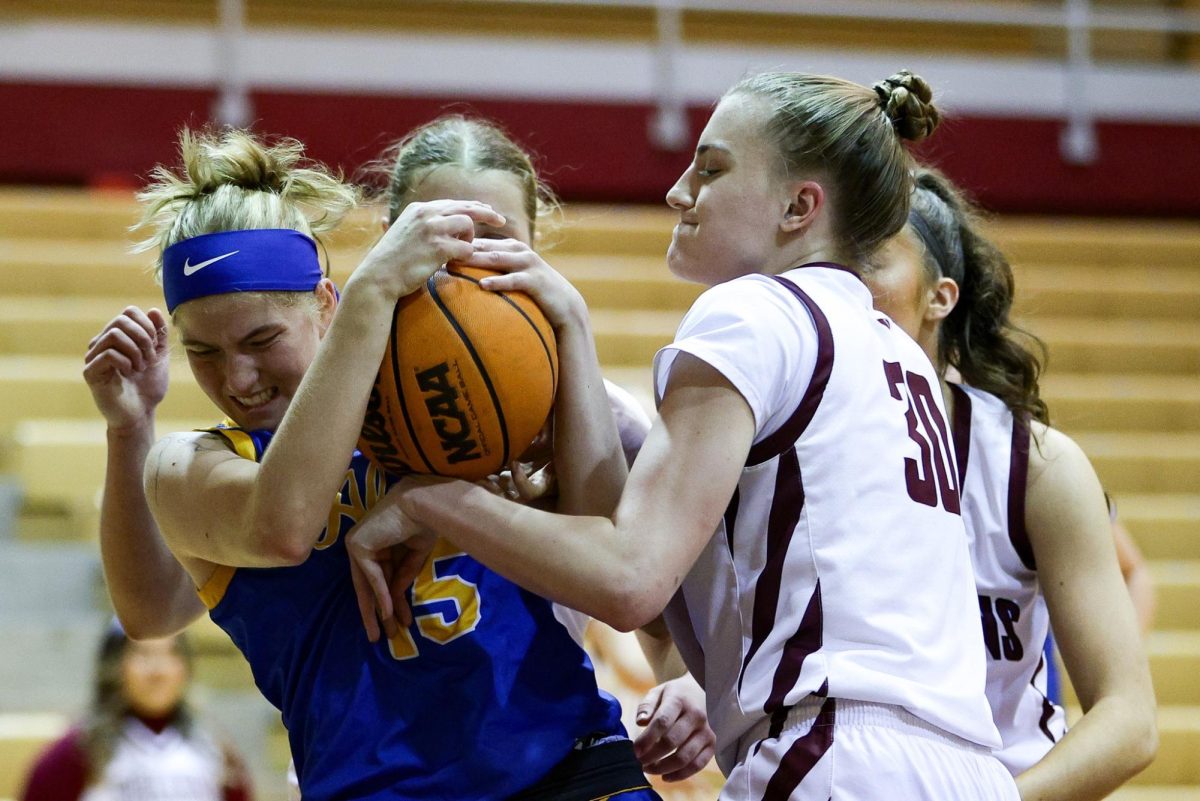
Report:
213,0,250,127
208,0,1200,164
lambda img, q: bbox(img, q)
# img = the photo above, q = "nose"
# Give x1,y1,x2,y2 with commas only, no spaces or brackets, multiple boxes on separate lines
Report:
224,353,260,394
665,169,693,211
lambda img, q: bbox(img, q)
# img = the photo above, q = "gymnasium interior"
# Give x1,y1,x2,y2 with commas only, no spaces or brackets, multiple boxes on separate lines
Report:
0,2,1197,799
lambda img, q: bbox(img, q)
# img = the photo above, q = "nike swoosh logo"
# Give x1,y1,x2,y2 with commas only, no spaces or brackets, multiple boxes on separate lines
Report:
183,250,239,276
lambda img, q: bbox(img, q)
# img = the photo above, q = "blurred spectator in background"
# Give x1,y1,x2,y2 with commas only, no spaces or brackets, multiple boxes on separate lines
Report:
20,622,251,801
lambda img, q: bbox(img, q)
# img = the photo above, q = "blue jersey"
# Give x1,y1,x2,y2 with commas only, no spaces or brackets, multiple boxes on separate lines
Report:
198,427,626,801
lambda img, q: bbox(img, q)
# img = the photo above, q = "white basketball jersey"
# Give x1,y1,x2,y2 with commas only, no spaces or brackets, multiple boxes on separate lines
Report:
654,265,1000,773
80,719,225,801
949,383,1067,774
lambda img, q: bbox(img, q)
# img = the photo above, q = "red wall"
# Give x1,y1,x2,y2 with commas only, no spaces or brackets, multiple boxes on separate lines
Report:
5,81,1199,216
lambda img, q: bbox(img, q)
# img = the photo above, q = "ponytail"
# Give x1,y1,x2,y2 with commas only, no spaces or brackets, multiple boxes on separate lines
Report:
910,168,1049,424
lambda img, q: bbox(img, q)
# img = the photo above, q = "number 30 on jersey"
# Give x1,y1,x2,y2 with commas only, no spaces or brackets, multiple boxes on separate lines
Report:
884,361,961,514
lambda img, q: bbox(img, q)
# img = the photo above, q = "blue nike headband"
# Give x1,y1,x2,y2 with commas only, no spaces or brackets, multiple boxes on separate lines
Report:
161,229,322,313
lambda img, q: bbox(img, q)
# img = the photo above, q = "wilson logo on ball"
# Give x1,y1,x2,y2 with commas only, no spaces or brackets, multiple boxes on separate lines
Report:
360,383,408,472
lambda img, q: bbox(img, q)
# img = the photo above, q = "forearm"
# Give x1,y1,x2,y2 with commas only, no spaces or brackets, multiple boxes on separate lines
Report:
101,423,204,637
636,620,688,683
249,285,394,550
1015,694,1157,801
403,480,667,630
551,310,627,515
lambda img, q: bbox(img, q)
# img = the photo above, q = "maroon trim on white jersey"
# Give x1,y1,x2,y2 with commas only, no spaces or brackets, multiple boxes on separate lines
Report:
1007,413,1035,571
766,580,824,714
739,448,808,692
950,382,974,484
762,696,837,801
1030,656,1061,744
745,276,834,467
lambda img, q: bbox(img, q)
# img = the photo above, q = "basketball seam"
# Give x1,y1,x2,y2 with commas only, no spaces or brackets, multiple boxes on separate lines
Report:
394,297,436,473
453,270,558,396
429,273,511,468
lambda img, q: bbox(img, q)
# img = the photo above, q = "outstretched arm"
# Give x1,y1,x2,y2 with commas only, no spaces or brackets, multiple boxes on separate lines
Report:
1015,426,1157,801
84,306,204,638
400,353,754,631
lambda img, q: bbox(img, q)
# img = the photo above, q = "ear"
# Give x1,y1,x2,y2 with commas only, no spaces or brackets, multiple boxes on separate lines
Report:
780,181,825,233
925,277,959,324
315,278,339,333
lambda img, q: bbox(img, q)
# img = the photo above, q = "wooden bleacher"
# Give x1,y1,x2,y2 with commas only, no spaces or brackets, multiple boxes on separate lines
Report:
0,187,1197,798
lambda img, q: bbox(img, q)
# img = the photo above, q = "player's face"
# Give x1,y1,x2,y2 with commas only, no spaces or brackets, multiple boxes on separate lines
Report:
405,166,532,246
175,290,330,431
120,637,189,719
866,225,937,347
666,93,794,285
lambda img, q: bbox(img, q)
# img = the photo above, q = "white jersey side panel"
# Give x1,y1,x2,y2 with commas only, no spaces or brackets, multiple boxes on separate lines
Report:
951,383,1067,774
81,719,225,801
655,266,999,772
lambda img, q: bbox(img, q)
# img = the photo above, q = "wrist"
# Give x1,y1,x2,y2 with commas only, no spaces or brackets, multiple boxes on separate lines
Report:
552,293,590,333
347,256,437,302
106,415,156,441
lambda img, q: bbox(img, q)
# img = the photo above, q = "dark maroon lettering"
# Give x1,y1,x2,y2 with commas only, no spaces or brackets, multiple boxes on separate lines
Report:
882,361,961,514
979,594,1024,662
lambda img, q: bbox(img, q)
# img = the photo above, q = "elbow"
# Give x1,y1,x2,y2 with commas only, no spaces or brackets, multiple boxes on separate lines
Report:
593,577,672,633
1129,712,1159,775
116,614,165,642
248,517,315,567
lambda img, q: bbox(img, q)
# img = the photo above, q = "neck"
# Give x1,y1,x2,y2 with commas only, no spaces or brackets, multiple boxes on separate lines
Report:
130,710,177,734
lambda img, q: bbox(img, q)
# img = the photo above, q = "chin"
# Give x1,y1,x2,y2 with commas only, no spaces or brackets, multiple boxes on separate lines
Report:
666,248,702,285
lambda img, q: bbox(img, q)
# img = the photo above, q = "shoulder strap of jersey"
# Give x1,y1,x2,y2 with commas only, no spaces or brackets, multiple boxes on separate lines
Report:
203,426,262,463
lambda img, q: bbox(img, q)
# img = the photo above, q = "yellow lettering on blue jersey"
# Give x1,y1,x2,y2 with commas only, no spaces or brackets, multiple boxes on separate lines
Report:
387,538,482,661
321,462,387,550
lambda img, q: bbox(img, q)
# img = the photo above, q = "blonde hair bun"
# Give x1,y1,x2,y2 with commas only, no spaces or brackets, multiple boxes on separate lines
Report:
135,127,359,270
873,70,940,142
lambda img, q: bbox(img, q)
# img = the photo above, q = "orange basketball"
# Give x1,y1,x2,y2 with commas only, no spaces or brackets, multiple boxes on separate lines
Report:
357,263,558,481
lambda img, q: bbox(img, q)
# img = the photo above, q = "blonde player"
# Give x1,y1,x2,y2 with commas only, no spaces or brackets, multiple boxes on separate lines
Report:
864,166,1157,800
84,120,709,797
357,71,1020,800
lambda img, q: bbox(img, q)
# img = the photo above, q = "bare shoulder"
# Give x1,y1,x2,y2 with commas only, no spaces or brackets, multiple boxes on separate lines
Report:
144,429,249,510
140,430,257,576
1027,422,1093,490
1025,421,1108,544
145,430,238,482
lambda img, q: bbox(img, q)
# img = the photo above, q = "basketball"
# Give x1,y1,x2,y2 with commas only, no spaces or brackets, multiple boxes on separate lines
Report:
357,263,559,481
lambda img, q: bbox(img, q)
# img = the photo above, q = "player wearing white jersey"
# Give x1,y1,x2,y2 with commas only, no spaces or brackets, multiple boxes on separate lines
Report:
949,382,1068,769
866,166,1157,800
378,71,1019,800
655,265,997,772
